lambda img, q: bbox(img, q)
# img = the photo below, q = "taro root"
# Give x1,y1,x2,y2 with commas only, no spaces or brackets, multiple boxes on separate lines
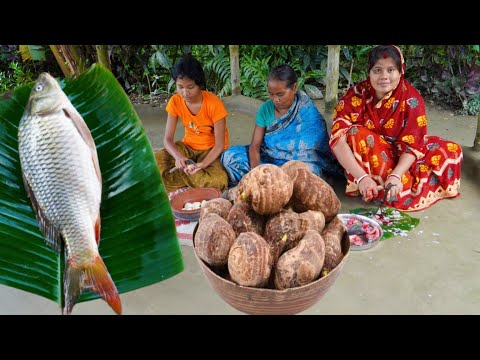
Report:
199,197,233,223
195,213,236,267
321,216,345,273
283,210,327,252
226,202,264,237
228,232,273,288
265,209,327,254
298,210,326,234
222,185,240,204
281,160,311,177
238,164,293,215
264,210,301,260
274,230,326,290
286,167,341,222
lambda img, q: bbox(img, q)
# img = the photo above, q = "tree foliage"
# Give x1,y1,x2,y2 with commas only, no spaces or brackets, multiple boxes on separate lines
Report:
1,45,479,114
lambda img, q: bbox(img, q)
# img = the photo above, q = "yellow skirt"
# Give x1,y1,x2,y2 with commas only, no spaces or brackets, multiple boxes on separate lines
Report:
155,141,228,193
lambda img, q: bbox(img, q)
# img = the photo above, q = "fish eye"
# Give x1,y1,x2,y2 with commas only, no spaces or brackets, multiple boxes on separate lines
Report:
34,83,44,92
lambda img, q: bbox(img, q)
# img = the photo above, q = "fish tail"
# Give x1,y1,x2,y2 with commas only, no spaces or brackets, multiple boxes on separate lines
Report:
63,256,122,315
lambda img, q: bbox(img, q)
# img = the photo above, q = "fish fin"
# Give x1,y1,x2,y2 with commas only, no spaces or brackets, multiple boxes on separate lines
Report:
22,173,62,252
63,256,122,315
62,262,83,315
62,107,102,187
94,214,101,245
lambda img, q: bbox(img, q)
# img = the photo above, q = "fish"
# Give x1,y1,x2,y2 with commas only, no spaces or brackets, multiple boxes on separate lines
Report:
17,73,122,315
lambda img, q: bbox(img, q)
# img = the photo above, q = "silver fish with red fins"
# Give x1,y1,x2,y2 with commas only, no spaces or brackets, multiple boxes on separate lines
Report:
18,73,122,315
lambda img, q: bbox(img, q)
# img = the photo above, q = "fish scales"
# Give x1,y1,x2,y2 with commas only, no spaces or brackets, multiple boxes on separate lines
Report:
19,113,100,261
18,73,121,314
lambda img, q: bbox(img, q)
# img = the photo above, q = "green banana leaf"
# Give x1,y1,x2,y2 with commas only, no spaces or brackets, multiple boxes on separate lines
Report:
349,207,420,240
0,64,183,311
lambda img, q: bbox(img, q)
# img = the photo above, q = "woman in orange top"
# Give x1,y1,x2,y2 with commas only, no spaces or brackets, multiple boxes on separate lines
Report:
156,55,229,192
330,45,463,211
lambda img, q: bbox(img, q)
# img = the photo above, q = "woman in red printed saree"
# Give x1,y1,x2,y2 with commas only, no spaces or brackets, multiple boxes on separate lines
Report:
329,45,463,211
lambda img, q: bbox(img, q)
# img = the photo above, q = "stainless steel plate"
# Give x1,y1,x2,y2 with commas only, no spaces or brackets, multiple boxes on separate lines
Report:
338,213,383,251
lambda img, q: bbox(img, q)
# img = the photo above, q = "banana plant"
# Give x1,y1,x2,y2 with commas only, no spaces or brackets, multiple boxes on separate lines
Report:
0,64,183,313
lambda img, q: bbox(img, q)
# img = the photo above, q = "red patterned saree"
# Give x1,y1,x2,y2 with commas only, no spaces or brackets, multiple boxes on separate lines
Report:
329,76,463,212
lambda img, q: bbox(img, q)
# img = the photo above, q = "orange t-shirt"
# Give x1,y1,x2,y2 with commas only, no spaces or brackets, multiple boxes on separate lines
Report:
166,90,229,150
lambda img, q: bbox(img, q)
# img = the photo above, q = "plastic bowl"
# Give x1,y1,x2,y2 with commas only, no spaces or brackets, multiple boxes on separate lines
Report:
170,187,222,222
193,224,350,315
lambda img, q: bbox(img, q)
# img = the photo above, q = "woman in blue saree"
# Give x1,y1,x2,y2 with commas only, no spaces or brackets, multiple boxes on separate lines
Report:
221,64,343,186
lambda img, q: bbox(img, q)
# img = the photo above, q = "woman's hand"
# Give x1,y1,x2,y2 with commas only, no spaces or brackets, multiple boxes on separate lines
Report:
187,161,204,175
249,125,265,169
358,176,380,202
384,174,402,201
174,156,189,173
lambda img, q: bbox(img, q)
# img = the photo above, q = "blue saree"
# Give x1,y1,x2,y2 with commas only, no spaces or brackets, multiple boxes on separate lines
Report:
221,91,344,186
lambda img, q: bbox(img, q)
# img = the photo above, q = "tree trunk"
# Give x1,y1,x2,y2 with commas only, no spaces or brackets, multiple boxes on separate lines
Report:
58,45,86,78
95,45,112,71
49,45,72,78
325,45,341,114
474,113,480,151
229,45,241,96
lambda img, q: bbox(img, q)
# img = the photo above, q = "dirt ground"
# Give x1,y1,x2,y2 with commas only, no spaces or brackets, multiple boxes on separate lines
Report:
137,94,478,150
1,94,479,315
127,92,478,141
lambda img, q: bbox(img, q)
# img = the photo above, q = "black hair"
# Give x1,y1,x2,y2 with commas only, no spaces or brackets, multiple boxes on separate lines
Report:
171,54,206,90
368,45,402,73
267,64,298,89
